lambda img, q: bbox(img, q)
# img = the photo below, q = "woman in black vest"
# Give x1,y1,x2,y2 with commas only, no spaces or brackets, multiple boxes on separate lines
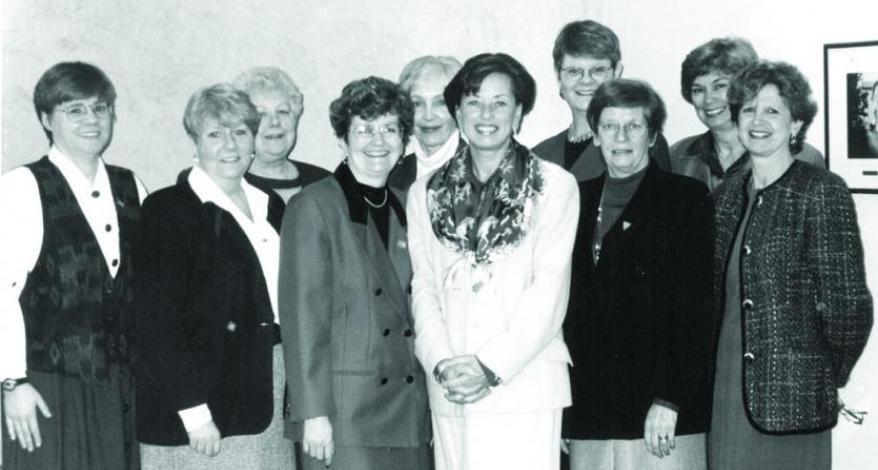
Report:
0,62,145,470
136,84,290,469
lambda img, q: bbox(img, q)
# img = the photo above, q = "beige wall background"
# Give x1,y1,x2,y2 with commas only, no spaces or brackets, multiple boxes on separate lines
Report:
3,0,878,467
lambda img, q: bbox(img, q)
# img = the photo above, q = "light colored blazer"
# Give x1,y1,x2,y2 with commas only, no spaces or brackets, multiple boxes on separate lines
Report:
406,159,579,417
278,167,431,448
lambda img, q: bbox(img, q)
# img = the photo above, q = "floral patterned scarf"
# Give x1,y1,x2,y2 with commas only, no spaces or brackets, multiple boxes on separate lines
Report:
426,139,544,289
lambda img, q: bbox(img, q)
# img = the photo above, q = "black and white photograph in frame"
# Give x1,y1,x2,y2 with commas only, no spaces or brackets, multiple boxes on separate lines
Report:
825,40,878,193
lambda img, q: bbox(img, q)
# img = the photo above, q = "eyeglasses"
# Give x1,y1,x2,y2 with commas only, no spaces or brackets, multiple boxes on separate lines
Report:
560,65,613,82
597,121,648,138
352,123,401,140
57,102,113,122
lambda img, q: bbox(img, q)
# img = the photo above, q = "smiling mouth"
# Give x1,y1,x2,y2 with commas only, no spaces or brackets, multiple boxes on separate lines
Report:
364,150,390,159
748,130,772,139
611,149,634,156
418,125,442,134
474,125,499,135
704,107,726,117
79,131,102,138
574,90,594,97
262,132,286,139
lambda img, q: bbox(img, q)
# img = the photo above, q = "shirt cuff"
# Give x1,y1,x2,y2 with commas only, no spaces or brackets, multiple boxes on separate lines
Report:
178,404,213,432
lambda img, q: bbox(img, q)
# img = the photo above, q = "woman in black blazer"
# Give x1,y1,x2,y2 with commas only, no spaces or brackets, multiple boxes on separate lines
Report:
136,84,291,469
563,79,715,470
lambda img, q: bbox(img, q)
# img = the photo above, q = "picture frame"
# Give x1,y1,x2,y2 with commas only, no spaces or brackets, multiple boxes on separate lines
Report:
824,40,878,193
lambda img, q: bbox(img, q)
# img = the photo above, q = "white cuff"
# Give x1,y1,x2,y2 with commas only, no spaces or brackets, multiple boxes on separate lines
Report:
177,404,213,433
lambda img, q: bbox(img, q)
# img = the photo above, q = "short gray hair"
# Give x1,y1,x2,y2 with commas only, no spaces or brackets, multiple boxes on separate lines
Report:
233,66,303,115
398,56,462,92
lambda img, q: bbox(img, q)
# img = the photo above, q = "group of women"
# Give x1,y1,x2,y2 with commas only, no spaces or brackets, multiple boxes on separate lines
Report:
0,17,872,470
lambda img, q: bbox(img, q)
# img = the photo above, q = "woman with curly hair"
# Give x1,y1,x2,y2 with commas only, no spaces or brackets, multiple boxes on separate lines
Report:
279,76,431,470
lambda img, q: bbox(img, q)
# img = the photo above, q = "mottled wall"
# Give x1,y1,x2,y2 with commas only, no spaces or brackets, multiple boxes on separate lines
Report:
2,0,586,190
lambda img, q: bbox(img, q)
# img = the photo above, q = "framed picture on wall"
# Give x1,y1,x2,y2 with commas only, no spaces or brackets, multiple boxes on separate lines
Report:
824,40,878,193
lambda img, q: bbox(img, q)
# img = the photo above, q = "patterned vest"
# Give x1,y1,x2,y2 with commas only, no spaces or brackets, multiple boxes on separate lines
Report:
20,157,140,380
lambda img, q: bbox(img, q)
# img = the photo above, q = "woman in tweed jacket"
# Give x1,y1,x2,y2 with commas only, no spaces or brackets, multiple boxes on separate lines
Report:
709,60,873,470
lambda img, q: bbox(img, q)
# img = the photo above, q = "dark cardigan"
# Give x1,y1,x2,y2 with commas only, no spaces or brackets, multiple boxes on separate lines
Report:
713,160,873,433
135,179,281,445
564,163,716,439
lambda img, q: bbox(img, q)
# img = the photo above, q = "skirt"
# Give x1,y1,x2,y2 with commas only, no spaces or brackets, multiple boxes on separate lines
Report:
1,368,138,470
140,344,294,470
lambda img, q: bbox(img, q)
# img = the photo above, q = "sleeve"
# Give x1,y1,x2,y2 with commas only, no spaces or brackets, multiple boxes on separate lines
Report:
135,195,212,421
278,193,336,420
0,168,43,380
808,177,873,386
653,180,715,409
407,181,456,378
474,169,580,382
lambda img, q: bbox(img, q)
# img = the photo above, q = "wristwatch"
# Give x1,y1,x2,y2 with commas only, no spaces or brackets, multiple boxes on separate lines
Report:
2,377,28,392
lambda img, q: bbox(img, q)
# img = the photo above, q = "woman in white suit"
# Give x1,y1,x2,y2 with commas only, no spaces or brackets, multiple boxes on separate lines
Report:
406,52,580,470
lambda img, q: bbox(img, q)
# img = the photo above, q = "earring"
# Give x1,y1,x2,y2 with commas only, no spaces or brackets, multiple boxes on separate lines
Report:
790,134,797,145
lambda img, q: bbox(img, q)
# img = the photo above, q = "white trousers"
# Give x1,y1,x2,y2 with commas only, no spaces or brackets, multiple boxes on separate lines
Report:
431,408,562,470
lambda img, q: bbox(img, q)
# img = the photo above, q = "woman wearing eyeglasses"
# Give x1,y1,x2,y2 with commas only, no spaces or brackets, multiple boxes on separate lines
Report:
0,62,146,470
533,20,670,182
279,76,431,470
563,79,715,470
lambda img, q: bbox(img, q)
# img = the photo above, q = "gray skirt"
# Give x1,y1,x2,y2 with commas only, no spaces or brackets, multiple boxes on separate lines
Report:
140,344,294,470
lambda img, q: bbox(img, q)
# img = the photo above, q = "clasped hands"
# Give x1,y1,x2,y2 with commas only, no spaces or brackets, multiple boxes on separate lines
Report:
433,354,494,405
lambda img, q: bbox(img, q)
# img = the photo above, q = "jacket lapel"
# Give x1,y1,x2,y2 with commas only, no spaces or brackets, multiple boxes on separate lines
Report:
333,164,409,319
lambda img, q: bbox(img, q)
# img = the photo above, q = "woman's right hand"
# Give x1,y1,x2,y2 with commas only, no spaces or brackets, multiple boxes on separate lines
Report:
304,416,334,465
187,420,221,457
2,383,52,452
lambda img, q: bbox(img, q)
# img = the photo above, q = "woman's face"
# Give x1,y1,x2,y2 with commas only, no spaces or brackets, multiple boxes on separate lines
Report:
558,54,618,114
410,70,457,154
41,96,114,160
456,72,522,155
737,84,802,159
690,71,734,131
341,113,405,187
248,88,301,163
194,117,255,183
594,106,653,178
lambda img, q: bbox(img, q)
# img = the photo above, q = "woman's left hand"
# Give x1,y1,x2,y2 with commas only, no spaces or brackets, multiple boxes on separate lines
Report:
644,403,677,458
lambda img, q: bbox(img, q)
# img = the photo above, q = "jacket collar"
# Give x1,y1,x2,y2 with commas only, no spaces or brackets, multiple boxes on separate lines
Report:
333,163,406,226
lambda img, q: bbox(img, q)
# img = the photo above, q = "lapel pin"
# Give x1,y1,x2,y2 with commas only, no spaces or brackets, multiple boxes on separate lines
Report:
623,221,632,231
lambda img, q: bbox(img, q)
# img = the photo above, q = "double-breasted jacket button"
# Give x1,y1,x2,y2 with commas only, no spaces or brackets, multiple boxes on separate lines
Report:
374,287,383,296
380,377,389,385
742,299,754,310
383,328,391,336
743,352,755,363
743,245,752,255
403,329,413,337
105,223,112,232
406,375,414,383
91,190,101,198
227,321,237,332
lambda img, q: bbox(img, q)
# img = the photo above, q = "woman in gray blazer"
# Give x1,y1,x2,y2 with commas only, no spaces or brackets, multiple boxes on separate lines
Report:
279,76,431,470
